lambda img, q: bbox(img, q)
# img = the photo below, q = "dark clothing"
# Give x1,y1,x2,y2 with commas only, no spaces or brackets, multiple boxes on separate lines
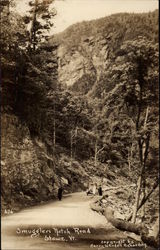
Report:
58,187,63,200
98,187,103,196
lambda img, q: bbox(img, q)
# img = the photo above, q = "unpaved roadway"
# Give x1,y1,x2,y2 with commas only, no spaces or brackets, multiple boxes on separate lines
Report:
1,192,146,250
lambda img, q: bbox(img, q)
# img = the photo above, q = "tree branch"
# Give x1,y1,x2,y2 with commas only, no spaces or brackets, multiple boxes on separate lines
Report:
96,145,105,155
126,178,159,221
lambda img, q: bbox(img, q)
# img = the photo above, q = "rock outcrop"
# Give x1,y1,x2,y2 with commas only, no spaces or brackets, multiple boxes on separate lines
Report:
1,114,58,207
51,11,158,95
57,35,108,92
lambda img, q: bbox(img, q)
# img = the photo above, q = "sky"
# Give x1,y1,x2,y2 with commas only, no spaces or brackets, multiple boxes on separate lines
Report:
16,0,158,34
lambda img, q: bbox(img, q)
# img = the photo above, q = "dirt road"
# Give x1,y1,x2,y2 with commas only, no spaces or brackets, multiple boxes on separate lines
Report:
1,192,143,250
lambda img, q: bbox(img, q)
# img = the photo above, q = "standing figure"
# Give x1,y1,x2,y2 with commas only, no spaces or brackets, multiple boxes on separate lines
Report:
98,185,103,196
58,186,63,201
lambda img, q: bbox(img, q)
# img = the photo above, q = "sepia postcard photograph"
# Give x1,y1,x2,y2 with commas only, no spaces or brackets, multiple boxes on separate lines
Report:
1,0,159,249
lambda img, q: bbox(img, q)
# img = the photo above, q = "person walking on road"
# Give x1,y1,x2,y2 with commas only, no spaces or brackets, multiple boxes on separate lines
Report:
58,186,63,201
98,185,103,196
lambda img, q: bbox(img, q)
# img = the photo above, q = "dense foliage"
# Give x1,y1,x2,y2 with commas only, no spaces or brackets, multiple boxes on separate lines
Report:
52,10,158,179
54,10,158,50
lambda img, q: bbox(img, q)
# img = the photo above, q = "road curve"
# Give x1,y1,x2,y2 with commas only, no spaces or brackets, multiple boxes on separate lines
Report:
1,192,128,250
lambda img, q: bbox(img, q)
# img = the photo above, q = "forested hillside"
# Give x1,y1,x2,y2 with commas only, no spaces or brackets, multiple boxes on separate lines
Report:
52,9,159,196
52,10,158,93
1,1,159,245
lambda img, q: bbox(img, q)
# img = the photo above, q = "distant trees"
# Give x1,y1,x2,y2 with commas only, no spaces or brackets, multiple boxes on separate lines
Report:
54,10,158,52
59,93,92,162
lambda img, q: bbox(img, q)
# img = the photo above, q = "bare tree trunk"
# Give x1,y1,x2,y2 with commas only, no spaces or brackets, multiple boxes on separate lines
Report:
104,208,148,236
70,128,78,166
132,81,143,222
90,206,148,236
94,141,105,168
141,138,146,222
128,149,131,172
128,143,133,173
127,178,158,221
132,107,150,223
141,176,146,222
91,203,158,248
141,106,149,222
144,106,149,127
104,207,158,248
53,118,56,147
132,175,142,223
53,104,56,148
73,127,77,159
70,130,73,167
94,140,98,167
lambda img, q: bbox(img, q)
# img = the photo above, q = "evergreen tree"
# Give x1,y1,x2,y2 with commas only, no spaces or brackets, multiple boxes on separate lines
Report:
24,0,56,51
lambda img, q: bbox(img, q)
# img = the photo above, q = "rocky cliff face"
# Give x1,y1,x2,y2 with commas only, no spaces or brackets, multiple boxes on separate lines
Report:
57,35,108,92
51,11,158,95
1,114,58,207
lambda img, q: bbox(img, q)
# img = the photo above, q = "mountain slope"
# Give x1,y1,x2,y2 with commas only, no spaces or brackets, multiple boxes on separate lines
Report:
50,10,158,95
